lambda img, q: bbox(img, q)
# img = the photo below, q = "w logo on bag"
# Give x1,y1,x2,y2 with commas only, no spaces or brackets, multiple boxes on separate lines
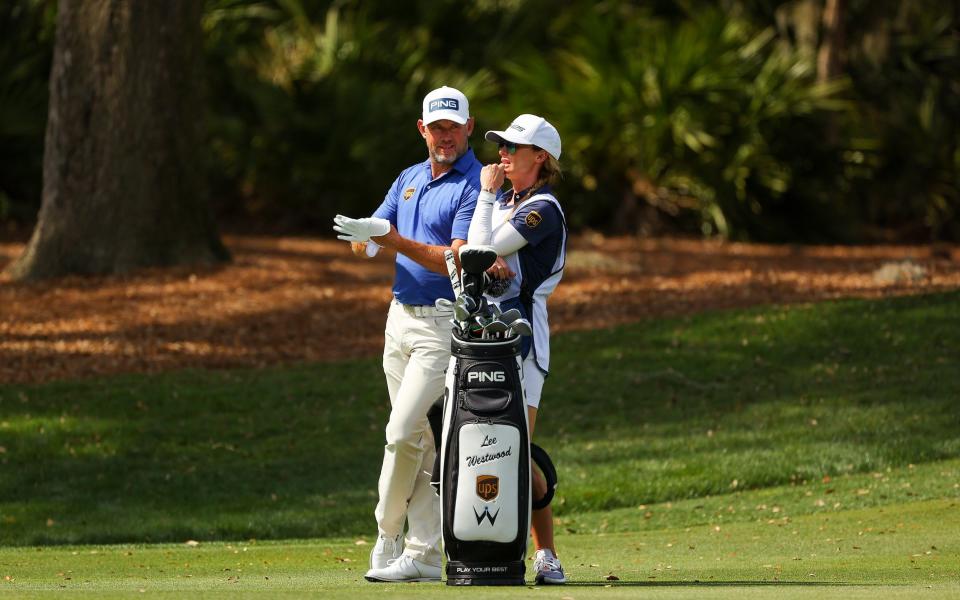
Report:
476,475,499,501
473,506,500,526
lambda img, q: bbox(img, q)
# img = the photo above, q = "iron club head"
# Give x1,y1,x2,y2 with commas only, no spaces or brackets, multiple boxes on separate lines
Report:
483,320,509,340
454,294,477,322
499,308,522,325
507,318,532,337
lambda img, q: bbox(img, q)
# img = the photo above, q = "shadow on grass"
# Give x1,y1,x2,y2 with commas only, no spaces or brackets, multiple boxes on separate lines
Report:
0,362,391,546
0,292,957,546
566,580,875,587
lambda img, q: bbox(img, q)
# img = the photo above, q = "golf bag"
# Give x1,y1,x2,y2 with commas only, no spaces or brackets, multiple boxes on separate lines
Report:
438,330,530,586
429,245,557,585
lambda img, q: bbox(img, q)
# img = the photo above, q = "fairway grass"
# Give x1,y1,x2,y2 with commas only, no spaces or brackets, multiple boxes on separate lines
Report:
1,484,957,598
1,292,957,546
1,292,958,597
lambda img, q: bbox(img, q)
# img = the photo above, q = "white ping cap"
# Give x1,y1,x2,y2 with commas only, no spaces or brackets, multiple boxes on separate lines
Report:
422,86,470,125
485,114,561,159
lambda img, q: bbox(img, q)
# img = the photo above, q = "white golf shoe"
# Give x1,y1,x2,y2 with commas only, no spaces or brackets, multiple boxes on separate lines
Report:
364,553,442,583
533,549,566,584
368,533,402,571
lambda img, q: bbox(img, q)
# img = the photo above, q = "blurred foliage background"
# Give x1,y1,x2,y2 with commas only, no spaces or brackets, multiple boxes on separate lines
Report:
1,0,957,242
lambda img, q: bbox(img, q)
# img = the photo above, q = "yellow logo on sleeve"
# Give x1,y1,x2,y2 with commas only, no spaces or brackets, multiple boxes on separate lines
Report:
403,187,415,200
525,210,542,228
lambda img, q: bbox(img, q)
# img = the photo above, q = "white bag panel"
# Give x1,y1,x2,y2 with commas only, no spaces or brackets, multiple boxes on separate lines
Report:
453,423,521,542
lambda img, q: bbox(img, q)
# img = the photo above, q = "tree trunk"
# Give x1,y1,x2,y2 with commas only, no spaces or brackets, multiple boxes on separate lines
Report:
775,0,820,59
817,0,846,83
7,0,229,281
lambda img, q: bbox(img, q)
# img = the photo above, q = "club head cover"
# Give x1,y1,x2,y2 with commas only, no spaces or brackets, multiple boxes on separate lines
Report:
486,273,511,297
461,271,486,301
458,244,498,275
476,295,489,316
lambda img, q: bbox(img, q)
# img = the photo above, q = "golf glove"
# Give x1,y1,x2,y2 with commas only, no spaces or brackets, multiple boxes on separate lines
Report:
333,214,391,242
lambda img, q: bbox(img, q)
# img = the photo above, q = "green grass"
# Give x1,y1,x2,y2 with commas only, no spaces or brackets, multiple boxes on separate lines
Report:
1,488,957,597
0,291,958,546
0,291,958,597
548,292,959,514
0,363,390,544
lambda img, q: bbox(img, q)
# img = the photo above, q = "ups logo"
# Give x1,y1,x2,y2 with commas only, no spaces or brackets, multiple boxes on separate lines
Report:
525,210,542,228
476,475,499,501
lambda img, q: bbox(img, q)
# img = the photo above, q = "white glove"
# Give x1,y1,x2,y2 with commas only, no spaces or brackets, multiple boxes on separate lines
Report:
333,214,391,242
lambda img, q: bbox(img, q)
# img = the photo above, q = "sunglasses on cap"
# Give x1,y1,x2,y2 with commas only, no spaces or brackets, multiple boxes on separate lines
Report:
498,141,540,155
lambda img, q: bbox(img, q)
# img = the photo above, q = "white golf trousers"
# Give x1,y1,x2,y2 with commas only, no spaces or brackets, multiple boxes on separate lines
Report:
374,300,451,566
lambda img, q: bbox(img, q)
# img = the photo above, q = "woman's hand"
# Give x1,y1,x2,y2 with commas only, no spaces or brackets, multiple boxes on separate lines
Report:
487,257,515,279
480,163,506,193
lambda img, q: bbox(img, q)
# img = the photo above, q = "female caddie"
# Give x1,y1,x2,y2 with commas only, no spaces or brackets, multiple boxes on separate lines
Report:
467,113,567,585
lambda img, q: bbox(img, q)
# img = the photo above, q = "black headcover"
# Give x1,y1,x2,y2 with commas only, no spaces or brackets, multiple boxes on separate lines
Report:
459,245,498,301
459,244,498,275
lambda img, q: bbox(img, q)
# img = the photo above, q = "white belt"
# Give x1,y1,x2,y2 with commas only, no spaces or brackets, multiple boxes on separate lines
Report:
393,299,451,317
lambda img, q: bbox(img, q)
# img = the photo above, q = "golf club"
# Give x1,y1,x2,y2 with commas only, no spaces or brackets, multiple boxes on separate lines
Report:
444,249,462,297
483,319,509,340
499,308,522,325
507,318,532,337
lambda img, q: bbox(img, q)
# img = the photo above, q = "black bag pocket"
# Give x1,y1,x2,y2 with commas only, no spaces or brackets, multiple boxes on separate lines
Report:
460,389,512,413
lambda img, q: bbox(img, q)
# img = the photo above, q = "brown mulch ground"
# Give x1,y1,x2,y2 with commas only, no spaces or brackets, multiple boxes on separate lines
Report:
2,234,959,385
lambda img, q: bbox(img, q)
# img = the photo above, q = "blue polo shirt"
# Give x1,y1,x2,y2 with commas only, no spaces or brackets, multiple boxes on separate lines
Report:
373,147,481,305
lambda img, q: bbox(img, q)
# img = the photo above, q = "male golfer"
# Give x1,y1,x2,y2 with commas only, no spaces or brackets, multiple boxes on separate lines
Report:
333,86,481,582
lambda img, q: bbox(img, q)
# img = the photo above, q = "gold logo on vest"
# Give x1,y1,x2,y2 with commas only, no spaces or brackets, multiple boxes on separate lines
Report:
525,210,542,228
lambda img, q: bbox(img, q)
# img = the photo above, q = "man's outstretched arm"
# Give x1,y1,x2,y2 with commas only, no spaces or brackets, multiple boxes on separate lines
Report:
374,228,465,275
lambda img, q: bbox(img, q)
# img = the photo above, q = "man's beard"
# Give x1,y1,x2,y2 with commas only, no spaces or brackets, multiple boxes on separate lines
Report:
431,145,464,165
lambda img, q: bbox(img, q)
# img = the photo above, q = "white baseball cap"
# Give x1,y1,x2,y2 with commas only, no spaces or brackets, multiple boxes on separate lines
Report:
485,114,562,159
422,86,470,125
